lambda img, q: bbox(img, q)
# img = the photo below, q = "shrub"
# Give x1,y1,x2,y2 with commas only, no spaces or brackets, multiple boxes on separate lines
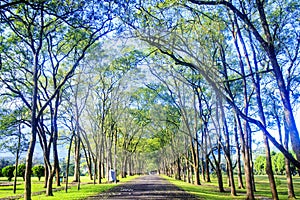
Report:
2,165,15,181
272,153,285,175
32,165,45,181
254,155,266,175
15,163,26,180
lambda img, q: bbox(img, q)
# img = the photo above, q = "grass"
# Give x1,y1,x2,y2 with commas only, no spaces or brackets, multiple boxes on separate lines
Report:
0,175,139,200
0,177,47,198
162,174,300,200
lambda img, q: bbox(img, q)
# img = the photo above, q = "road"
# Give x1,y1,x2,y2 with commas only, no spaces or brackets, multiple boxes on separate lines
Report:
85,175,198,200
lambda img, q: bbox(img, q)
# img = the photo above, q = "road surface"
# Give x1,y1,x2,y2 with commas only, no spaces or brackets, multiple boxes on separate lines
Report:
85,175,198,200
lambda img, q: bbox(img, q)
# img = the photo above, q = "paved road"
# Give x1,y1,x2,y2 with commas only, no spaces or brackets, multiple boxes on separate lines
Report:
86,175,198,200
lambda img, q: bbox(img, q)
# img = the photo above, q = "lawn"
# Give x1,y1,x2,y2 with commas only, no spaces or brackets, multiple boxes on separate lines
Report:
162,175,300,200
0,175,138,200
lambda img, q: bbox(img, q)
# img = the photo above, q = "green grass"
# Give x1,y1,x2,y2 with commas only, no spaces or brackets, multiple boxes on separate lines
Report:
162,175,300,200
0,175,139,200
0,177,48,198
254,175,300,199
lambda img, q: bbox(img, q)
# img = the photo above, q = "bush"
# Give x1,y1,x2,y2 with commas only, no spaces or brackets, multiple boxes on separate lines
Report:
254,155,266,175
2,165,15,181
32,165,45,181
272,153,285,175
15,163,26,180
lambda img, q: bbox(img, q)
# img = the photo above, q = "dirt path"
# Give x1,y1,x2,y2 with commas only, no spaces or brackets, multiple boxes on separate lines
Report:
85,175,198,200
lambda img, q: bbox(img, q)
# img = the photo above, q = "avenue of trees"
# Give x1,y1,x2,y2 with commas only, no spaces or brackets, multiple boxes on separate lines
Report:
0,1,299,200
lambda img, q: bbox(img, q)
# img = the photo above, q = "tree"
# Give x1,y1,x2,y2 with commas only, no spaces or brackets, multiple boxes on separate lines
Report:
272,153,285,175
0,107,29,193
254,155,266,175
16,163,26,180
2,165,15,181
186,0,300,174
0,1,116,198
32,165,45,181
128,1,300,199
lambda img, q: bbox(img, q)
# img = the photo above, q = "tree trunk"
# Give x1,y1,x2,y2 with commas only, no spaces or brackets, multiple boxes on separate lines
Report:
53,92,61,187
204,125,211,182
44,159,49,188
53,136,60,187
113,129,117,183
248,128,256,192
200,137,205,181
284,118,296,199
122,154,128,178
210,140,225,193
46,167,54,196
176,157,181,180
220,97,236,196
82,142,93,180
234,117,244,189
77,157,81,191
264,136,278,199
98,160,102,184
65,133,74,193
73,136,80,182
236,115,255,200
13,124,21,194
205,154,211,182
183,157,187,182
93,158,97,185
186,153,191,183
190,139,200,185
24,52,39,200
128,155,133,176
215,164,224,192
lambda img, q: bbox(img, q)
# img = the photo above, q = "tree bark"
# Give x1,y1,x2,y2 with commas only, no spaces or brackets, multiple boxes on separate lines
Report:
176,157,181,180
234,117,244,189
220,102,236,196
236,115,255,200
53,93,61,187
82,142,93,180
73,136,80,182
190,138,200,185
24,51,40,200
113,128,117,183
284,118,296,199
46,167,54,196
13,122,21,194
204,123,211,183
65,133,74,193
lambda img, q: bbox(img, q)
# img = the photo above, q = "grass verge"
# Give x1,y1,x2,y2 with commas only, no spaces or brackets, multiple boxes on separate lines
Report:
162,175,300,200
0,175,139,200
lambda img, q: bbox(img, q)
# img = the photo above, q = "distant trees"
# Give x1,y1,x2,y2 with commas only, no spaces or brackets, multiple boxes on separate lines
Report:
32,165,45,181
0,163,45,182
16,163,26,181
255,152,297,176
2,165,15,181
